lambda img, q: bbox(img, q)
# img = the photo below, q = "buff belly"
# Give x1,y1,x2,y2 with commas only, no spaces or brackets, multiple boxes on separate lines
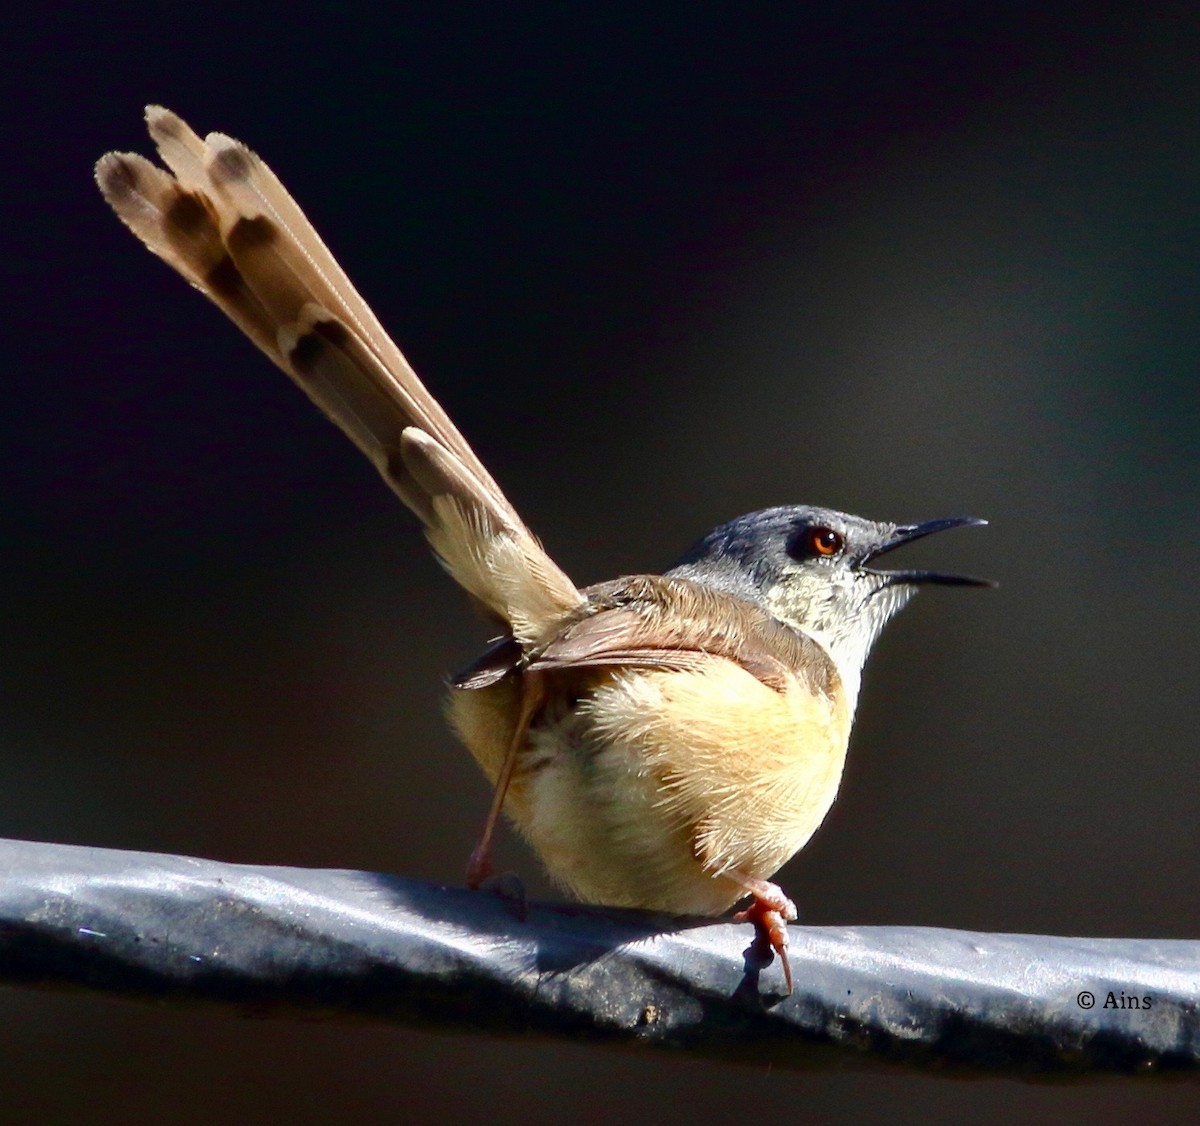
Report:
446,659,852,917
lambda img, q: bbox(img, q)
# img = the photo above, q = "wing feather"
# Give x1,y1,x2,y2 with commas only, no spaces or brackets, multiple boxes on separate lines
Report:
528,577,835,694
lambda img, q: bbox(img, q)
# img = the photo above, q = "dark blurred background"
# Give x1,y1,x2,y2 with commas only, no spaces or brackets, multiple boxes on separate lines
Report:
1,2,1197,1121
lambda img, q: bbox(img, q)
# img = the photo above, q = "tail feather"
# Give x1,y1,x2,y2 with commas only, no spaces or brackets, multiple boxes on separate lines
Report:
96,106,582,636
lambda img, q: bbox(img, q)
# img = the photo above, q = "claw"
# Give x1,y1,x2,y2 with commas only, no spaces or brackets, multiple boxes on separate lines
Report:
730,875,797,993
465,844,496,891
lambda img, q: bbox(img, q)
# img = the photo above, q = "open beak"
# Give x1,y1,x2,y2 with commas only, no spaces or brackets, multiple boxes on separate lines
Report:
862,516,994,587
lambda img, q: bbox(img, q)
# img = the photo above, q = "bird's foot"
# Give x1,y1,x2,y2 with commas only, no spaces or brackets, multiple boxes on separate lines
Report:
465,843,495,890
465,848,527,920
732,876,797,993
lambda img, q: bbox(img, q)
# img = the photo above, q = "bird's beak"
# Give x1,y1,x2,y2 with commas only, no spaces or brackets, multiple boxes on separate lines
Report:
862,516,994,587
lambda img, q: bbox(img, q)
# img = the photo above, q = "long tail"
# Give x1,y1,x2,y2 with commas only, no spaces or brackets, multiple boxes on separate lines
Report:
96,107,581,644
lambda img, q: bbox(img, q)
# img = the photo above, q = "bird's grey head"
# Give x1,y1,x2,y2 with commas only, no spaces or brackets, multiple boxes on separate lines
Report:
668,505,988,705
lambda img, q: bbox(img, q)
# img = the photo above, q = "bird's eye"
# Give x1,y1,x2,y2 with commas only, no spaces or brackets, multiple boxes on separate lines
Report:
810,527,843,556
787,525,844,560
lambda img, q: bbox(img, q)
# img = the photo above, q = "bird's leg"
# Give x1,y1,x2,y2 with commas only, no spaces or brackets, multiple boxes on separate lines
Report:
466,672,544,889
729,872,797,993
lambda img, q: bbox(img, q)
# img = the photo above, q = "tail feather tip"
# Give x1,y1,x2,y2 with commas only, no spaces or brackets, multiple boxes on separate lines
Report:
94,151,138,201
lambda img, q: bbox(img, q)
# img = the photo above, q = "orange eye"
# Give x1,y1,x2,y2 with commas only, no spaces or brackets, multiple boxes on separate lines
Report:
810,527,843,556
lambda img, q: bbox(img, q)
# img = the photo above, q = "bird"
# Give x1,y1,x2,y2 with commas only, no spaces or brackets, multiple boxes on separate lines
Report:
95,106,989,991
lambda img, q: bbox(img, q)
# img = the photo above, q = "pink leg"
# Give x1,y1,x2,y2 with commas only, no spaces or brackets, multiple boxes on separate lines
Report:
729,873,797,993
466,673,543,890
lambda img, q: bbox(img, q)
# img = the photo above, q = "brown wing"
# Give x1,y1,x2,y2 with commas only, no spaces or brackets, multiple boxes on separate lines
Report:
96,107,581,642
529,575,837,694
